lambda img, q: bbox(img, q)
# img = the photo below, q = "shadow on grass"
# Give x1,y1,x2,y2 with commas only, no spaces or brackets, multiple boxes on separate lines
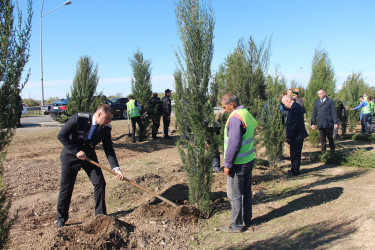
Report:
224,219,357,249
258,170,367,204
251,187,343,226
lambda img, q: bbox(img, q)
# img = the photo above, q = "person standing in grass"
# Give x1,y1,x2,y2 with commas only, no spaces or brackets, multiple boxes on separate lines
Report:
220,93,257,233
282,95,308,176
311,89,338,152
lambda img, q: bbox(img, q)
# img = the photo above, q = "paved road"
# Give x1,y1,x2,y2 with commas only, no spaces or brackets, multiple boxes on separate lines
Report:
19,115,61,129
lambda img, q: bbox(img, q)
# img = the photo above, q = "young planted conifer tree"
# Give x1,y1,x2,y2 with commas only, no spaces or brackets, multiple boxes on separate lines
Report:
174,0,216,214
129,50,152,139
0,0,32,247
305,48,336,147
260,73,286,167
62,55,102,122
216,36,271,120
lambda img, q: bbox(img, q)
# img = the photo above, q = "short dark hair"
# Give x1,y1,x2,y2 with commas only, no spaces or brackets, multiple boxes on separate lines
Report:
222,93,240,107
165,89,171,94
97,104,114,115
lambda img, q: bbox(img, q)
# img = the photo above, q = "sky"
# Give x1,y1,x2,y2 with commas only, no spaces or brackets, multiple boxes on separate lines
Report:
17,0,375,101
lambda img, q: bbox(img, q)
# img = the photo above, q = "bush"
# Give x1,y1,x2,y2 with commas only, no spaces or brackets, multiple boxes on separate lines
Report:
344,149,375,168
352,133,375,143
319,149,375,168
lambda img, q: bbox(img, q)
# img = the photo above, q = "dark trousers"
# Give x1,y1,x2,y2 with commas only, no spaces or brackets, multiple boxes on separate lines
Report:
163,114,170,138
213,149,220,171
226,161,254,231
361,113,371,133
319,127,335,152
151,116,160,139
131,116,143,141
57,161,106,224
290,140,304,175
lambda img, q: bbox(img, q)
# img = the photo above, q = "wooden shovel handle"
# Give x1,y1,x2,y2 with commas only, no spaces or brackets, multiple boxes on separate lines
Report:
85,158,178,207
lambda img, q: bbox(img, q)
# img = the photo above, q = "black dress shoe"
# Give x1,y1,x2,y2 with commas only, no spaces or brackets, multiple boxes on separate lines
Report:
57,221,65,229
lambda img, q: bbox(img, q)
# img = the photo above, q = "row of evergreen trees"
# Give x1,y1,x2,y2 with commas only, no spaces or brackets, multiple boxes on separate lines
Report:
2,1,374,243
0,0,32,247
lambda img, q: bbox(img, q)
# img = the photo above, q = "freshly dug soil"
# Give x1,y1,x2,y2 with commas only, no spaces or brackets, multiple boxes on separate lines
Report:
44,215,136,249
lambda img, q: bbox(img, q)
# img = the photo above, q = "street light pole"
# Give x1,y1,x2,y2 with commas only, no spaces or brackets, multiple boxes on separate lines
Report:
40,0,72,106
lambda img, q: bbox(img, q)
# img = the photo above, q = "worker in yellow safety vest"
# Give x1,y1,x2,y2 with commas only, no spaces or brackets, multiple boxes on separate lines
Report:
126,96,144,142
220,93,257,233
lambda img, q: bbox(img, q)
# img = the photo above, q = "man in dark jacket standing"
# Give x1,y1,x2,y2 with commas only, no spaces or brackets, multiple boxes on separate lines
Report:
149,93,161,140
311,89,338,152
161,89,172,139
56,104,124,228
282,95,308,175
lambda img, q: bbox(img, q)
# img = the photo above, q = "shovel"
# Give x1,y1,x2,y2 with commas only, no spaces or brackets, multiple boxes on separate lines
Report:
85,157,178,208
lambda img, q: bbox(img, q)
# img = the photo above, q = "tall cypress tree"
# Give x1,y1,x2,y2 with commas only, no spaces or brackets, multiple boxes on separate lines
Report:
174,0,215,214
62,55,102,122
305,48,336,147
217,36,271,120
129,49,152,139
261,73,286,166
305,48,336,116
0,0,32,247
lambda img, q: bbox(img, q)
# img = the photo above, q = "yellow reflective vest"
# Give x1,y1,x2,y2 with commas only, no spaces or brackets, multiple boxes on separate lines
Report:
126,99,140,118
224,108,257,164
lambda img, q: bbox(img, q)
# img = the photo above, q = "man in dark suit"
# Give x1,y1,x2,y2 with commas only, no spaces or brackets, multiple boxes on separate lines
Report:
161,89,172,139
56,104,124,228
282,95,308,176
311,89,338,152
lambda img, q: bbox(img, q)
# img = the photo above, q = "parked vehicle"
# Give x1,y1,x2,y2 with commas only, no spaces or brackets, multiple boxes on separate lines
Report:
108,98,128,119
49,98,69,120
49,97,128,121
41,99,65,115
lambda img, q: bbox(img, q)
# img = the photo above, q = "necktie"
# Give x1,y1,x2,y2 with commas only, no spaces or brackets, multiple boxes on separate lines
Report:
88,125,101,141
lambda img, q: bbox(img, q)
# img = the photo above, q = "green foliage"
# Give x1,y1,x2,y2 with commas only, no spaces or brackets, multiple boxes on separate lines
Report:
335,99,348,137
62,55,102,122
336,72,370,132
129,50,153,139
304,48,336,116
352,133,375,143
174,0,215,214
216,36,271,120
45,96,59,105
0,0,32,247
306,125,320,148
107,92,123,100
344,149,375,168
260,73,286,167
22,98,39,107
318,149,374,169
